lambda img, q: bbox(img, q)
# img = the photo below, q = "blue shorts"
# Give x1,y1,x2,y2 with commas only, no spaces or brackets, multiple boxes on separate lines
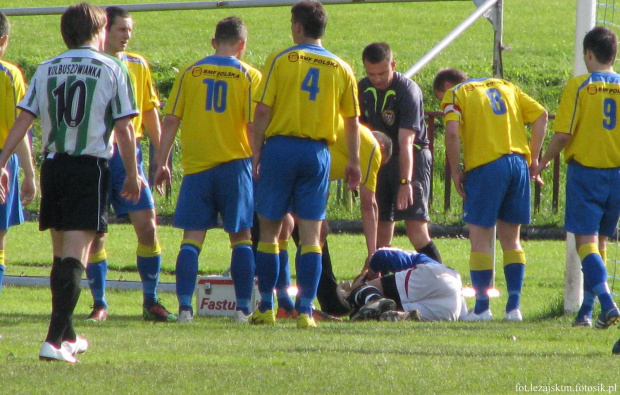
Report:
174,158,253,233
463,153,530,227
565,161,620,238
108,143,155,217
0,153,24,231
255,136,330,221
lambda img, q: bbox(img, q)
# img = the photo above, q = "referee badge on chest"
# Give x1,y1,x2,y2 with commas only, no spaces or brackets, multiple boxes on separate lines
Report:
382,109,395,126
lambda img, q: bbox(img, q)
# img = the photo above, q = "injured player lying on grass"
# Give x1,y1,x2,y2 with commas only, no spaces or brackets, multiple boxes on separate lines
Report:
339,248,468,322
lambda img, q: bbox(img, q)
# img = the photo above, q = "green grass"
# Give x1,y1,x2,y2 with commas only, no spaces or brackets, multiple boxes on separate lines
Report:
3,0,574,224
2,223,620,393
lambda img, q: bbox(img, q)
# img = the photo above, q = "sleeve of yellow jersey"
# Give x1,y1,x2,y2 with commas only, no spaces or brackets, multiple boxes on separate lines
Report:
553,77,581,135
338,65,360,118
441,88,462,125
164,66,187,118
141,60,160,113
256,52,277,108
8,65,27,128
515,83,546,124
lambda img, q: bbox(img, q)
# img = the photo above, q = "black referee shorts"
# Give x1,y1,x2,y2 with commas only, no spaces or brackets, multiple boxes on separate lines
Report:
39,153,110,233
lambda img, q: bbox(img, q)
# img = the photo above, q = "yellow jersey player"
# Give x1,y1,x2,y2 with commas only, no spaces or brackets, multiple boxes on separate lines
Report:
533,26,620,331
155,16,261,324
434,68,547,322
85,6,175,323
0,11,36,316
251,0,361,328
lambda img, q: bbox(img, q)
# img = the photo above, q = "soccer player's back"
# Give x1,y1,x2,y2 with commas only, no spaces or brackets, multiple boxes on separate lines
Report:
251,0,360,328
534,26,620,332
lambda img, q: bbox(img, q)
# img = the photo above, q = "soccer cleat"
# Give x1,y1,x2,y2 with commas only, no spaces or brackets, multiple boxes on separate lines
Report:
350,298,397,321
276,307,298,319
249,309,275,325
143,301,177,322
572,315,592,328
613,338,620,355
594,306,620,329
379,310,422,322
177,309,194,324
61,335,89,356
462,309,493,322
297,313,317,329
233,310,250,324
86,306,108,322
39,342,77,363
504,309,523,322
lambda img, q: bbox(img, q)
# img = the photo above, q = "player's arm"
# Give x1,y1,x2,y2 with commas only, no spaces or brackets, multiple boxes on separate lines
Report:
396,127,415,209
142,107,162,152
0,111,36,204
114,117,141,204
528,111,549,184
445,120,465,198
343,116,361,191
154,114,181,190
531,131,571,178
251,103,272,180
15,134,36,206
359,184,378,272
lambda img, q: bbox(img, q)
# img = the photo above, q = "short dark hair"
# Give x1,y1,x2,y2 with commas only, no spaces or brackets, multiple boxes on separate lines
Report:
432,68,468,93
61,3,107,49
583,26,617,65
0,11,9,38
371,130,393,164
291,0,327,39
105,6,131,31
215,16,247,45
362,42,392,64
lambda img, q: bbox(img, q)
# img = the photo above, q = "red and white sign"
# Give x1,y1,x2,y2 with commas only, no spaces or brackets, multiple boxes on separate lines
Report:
196,276,260,317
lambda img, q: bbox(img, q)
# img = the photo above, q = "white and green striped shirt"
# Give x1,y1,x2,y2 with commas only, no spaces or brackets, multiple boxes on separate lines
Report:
19,47,138,159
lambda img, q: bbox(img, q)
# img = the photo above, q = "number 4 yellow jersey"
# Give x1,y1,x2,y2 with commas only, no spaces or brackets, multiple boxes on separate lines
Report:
555,72,620,168
165,56,261,175
257,43,359,144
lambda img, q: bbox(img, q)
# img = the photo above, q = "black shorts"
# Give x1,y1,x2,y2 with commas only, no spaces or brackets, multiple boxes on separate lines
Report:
381,274,403,310
376,148,431,222
39,153,110,233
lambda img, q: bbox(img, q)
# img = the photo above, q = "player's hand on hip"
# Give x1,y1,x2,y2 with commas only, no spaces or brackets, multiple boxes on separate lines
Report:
396,183,413,210
121,175,141,204
0,167,9,204
20,173,37,207
344,163,361,191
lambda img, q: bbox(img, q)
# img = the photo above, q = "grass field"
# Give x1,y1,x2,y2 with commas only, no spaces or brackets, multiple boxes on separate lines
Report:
2,0,574,225
1,223,620,393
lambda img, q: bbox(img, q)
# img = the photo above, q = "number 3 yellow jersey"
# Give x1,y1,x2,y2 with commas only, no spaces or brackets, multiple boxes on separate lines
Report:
165,56,261,175
555,72,620,168
257,43,359,144
441,78,545,172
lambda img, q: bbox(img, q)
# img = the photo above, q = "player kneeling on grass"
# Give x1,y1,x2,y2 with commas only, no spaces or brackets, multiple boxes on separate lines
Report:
343,248,466,322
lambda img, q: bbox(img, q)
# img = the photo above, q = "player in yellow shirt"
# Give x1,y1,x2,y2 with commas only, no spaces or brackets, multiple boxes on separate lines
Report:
155,16,261,323
84,6,175,323
434,68,547,322
0,12,36,335
251,0,361,328
533,26,620,330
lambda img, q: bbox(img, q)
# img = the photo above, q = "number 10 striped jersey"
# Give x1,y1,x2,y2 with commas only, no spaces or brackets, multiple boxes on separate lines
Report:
555,72,620,168
165,56,261,175
18,47,138,159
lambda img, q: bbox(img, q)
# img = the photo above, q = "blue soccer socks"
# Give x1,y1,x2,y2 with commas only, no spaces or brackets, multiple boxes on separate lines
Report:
276,239,295,311
296,245,322,315
86,249,108,309
579,243,616,312
175,240,201,311
469,252,493,314
255,242,279,312
231,241,255,315
137,243,162,308
503,250,526,313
